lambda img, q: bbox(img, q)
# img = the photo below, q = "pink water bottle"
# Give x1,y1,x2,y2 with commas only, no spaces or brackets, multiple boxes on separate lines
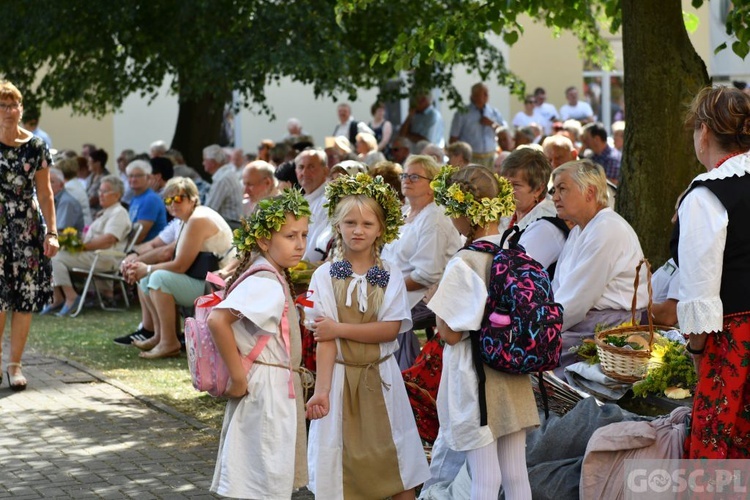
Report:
489,308,511,328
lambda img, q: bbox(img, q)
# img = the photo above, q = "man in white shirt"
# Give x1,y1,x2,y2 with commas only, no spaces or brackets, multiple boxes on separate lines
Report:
296,149,330,263
559,86,595,124
332,103,374,145
533,87,559,135
449,82,505,168
203,144,244,223
242,160,279,216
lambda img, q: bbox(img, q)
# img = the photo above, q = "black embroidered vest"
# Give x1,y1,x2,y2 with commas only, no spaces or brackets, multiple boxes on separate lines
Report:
671,174,750,315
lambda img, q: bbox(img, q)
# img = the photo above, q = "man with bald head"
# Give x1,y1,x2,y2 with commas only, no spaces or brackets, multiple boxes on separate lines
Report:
295,148,330,262
542,134,578,168
449,82,506,168
242,160,279,215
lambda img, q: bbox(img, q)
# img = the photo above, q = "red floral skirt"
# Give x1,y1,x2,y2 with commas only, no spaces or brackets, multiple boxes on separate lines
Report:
685,312,750,459
402,333,444,444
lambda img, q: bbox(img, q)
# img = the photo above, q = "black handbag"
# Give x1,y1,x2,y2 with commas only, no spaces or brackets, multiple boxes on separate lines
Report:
185,251,220,280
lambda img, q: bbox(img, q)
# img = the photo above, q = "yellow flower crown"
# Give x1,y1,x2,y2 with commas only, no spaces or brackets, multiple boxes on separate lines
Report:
324,173,404,244
430,165,515,226
232,188,311,255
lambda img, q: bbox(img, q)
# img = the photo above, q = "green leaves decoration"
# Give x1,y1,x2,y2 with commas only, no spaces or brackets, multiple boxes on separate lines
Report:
430,165,515,227
232,188,311,255
324,173,404,244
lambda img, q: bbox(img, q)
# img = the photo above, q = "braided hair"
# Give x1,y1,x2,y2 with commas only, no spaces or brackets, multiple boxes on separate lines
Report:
448,165,502,247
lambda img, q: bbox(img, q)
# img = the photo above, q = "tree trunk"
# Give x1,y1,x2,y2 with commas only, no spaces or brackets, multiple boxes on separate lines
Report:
170,90,228,177
618,0,709,266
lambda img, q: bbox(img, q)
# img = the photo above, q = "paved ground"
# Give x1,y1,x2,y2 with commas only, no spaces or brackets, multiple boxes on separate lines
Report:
0,349,314,499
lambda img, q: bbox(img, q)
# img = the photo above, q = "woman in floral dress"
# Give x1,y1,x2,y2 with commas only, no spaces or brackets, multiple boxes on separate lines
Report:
0,80,58,391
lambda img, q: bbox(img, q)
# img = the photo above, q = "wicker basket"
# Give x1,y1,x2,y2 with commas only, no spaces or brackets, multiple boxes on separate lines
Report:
595,259,672,383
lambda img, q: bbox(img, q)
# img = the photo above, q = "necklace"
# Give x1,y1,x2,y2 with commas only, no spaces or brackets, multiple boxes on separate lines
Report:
714,151,743,169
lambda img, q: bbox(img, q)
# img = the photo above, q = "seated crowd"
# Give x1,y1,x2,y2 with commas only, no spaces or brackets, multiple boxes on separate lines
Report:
44,83,646,374
42,82,745,498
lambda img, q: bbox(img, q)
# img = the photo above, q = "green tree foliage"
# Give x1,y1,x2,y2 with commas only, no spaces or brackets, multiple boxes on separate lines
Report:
336,0,750,263
0,0,402,166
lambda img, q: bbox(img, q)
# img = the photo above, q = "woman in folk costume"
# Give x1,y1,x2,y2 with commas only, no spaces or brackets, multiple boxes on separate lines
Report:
208,189,312,499
678,85,750,458
305,173,430,499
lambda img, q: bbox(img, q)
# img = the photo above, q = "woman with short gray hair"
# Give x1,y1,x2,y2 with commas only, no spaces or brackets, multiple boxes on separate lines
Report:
44,175,132,316
550,159,648,375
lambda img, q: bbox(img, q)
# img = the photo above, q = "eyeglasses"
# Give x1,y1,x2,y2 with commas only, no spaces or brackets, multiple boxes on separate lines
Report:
127,173,146,179
399,173,432,182
164,194,187,206
98,190,114,196
0,102,21,112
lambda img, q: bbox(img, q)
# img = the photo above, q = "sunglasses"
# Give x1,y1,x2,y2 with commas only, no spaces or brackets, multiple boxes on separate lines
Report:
164,194,187,206
399,173,432,182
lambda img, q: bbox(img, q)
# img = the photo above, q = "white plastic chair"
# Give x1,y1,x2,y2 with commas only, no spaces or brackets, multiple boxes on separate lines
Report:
69,223,143,317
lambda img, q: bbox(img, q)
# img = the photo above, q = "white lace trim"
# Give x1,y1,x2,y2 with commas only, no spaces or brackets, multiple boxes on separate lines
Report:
691,151,750,185
677,297,724,335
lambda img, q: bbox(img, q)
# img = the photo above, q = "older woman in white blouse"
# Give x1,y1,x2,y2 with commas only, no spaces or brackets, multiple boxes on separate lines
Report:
382,154,462,369
550,159,648,375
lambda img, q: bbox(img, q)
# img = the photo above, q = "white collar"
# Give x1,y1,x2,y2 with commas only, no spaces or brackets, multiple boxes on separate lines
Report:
692,151,750,184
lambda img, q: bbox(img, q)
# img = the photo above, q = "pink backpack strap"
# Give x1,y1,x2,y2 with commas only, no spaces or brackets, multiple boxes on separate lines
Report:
231,263,297,399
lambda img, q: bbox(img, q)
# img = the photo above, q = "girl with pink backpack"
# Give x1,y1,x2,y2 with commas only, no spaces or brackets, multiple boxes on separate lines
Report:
207,189,311,499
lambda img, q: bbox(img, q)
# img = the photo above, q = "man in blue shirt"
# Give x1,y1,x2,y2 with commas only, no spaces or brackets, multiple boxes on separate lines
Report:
582,122,621,184
449,82,506,168
126,160,167,243
399,91,445,147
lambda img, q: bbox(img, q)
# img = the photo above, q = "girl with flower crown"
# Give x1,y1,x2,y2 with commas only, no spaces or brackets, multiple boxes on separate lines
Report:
207,190,311,499
427,165,539,500
304,173,430,499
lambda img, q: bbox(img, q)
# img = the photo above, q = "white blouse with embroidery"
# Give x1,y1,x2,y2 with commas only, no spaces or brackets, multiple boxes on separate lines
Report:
677,151,750,335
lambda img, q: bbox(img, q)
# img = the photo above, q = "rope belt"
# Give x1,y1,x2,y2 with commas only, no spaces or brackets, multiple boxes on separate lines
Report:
336,354,393,391
253,360,316,390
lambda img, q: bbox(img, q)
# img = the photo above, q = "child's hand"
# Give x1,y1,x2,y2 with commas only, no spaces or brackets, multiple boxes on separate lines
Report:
313,317,339,342
224,376,248,399
306,392,330,420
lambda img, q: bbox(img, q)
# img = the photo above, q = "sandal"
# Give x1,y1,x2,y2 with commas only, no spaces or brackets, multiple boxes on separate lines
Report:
7,362,27,392
139,346,181,359
133,337,159,351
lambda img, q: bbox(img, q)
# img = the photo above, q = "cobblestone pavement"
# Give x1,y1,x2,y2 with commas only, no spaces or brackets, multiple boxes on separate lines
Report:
0,350,315,499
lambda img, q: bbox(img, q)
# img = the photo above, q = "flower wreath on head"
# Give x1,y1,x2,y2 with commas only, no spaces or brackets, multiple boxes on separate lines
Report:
324,172,404,245
430,165,516,226
232,188,312,255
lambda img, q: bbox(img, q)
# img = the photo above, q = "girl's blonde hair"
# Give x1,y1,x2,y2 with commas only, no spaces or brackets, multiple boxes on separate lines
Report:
330,194,387,312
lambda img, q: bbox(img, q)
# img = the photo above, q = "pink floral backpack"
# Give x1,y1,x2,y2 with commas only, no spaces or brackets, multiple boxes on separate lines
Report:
184,264,289,397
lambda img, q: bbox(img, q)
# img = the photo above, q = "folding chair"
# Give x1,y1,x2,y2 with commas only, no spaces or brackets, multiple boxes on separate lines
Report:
69,223,143,317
